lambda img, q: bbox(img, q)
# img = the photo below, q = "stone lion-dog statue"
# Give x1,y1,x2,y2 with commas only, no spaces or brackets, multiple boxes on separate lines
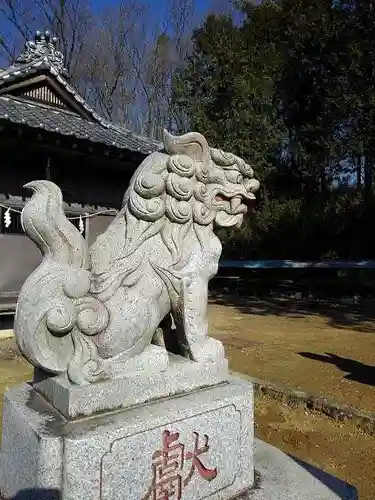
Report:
15,130,259,384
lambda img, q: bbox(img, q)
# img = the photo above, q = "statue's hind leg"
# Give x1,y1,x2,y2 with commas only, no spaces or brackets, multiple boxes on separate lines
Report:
171,276,225,363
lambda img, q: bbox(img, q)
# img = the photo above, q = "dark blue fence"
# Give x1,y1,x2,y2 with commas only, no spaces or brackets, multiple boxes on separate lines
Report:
214,260,375,300
219,260,375,269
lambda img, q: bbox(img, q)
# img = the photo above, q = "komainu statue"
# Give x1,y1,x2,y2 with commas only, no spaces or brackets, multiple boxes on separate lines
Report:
15,130,259,384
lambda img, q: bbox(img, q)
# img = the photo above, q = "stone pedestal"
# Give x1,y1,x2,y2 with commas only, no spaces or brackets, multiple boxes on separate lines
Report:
0,376,254,500
0,371,358,500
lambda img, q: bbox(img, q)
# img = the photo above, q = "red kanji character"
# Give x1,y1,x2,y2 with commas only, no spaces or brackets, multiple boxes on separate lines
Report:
143,430,185,500
184,432,217,487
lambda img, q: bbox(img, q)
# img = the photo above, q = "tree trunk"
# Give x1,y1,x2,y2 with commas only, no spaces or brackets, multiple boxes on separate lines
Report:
356,155,362,190
320,161,326,193
364,154,373,197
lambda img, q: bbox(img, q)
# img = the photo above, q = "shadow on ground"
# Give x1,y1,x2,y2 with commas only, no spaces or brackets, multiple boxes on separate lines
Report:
5,489,60,500
299,352,375,387
289,455,358,499
209,288,375,333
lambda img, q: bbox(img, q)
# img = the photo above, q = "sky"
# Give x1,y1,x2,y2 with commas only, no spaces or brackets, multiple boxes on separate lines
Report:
145,0,212,12
87,0,233,40
90,0,225,18
92,0,214,11
0,0,234,66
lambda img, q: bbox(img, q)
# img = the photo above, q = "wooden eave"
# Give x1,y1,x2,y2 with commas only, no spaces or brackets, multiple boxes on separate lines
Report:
0,123,146,169
0,73,95,121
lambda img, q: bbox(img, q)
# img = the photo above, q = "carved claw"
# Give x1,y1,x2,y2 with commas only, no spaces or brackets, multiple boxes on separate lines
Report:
189,337,225,363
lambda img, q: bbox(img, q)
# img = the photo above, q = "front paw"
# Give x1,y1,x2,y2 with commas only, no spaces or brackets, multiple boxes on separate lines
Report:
190,337,225,362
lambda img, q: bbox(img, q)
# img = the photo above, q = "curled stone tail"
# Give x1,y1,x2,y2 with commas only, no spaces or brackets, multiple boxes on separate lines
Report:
22,180,88,269
14,180,108,380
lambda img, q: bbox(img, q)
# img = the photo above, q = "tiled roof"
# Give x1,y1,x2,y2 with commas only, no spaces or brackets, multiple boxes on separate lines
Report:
0,58,107,126
0,30,163,155
0,95,162,155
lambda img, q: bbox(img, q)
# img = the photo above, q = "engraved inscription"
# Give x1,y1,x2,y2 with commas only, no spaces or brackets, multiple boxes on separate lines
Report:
184,432,217,486
146,430,184,500
143,430,217,500
99,405,241,500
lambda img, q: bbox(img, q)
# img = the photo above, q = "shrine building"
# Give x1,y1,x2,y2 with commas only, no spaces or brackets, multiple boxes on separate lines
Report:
0,30,162,312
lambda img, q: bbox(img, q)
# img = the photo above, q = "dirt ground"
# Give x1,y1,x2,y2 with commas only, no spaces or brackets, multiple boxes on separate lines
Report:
209,294,375,412
0,296,375,498
255,395,374,500
207,295,375,499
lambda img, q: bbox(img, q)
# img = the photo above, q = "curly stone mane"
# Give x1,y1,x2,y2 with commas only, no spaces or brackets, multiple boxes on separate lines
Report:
127,132,255,226
89,130,259,300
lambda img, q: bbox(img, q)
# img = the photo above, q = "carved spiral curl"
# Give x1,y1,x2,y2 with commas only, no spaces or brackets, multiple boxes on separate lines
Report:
210,148,254,178
134,172,165,199
168,154,195,178
210,148,235,168
45,293,109,341
166,173,193,201
166,197,192,224
68,331,108,385
128,191,166,222
194,183,211,205
46,304,75,337
76,297,110,336
193,201,215,225
195,162,211,184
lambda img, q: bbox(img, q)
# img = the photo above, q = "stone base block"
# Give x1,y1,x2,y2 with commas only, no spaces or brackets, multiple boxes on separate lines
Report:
0,376,254,500
245,439,358,500
34,351,229,419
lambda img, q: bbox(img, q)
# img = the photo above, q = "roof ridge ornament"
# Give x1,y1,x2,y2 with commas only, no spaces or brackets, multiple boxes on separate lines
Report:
15,30,69,78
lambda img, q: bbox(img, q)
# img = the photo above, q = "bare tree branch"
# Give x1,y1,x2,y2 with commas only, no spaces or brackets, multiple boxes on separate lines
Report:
0,0,207,136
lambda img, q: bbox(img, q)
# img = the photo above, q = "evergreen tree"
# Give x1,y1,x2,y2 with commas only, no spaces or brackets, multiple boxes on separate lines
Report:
173,0,375,260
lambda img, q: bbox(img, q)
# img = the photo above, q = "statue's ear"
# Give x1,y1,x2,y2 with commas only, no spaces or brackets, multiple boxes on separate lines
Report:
163,130,210,162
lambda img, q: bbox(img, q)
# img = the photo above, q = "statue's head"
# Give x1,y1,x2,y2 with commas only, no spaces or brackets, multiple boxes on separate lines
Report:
126,130,260,229
196,145,259,228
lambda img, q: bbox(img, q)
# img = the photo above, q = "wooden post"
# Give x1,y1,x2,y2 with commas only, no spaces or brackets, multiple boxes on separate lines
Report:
85,212,89,242
46,156,51,181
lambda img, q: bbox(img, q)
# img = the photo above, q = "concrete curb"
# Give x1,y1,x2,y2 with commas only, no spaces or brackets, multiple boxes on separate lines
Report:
230,371,375,437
